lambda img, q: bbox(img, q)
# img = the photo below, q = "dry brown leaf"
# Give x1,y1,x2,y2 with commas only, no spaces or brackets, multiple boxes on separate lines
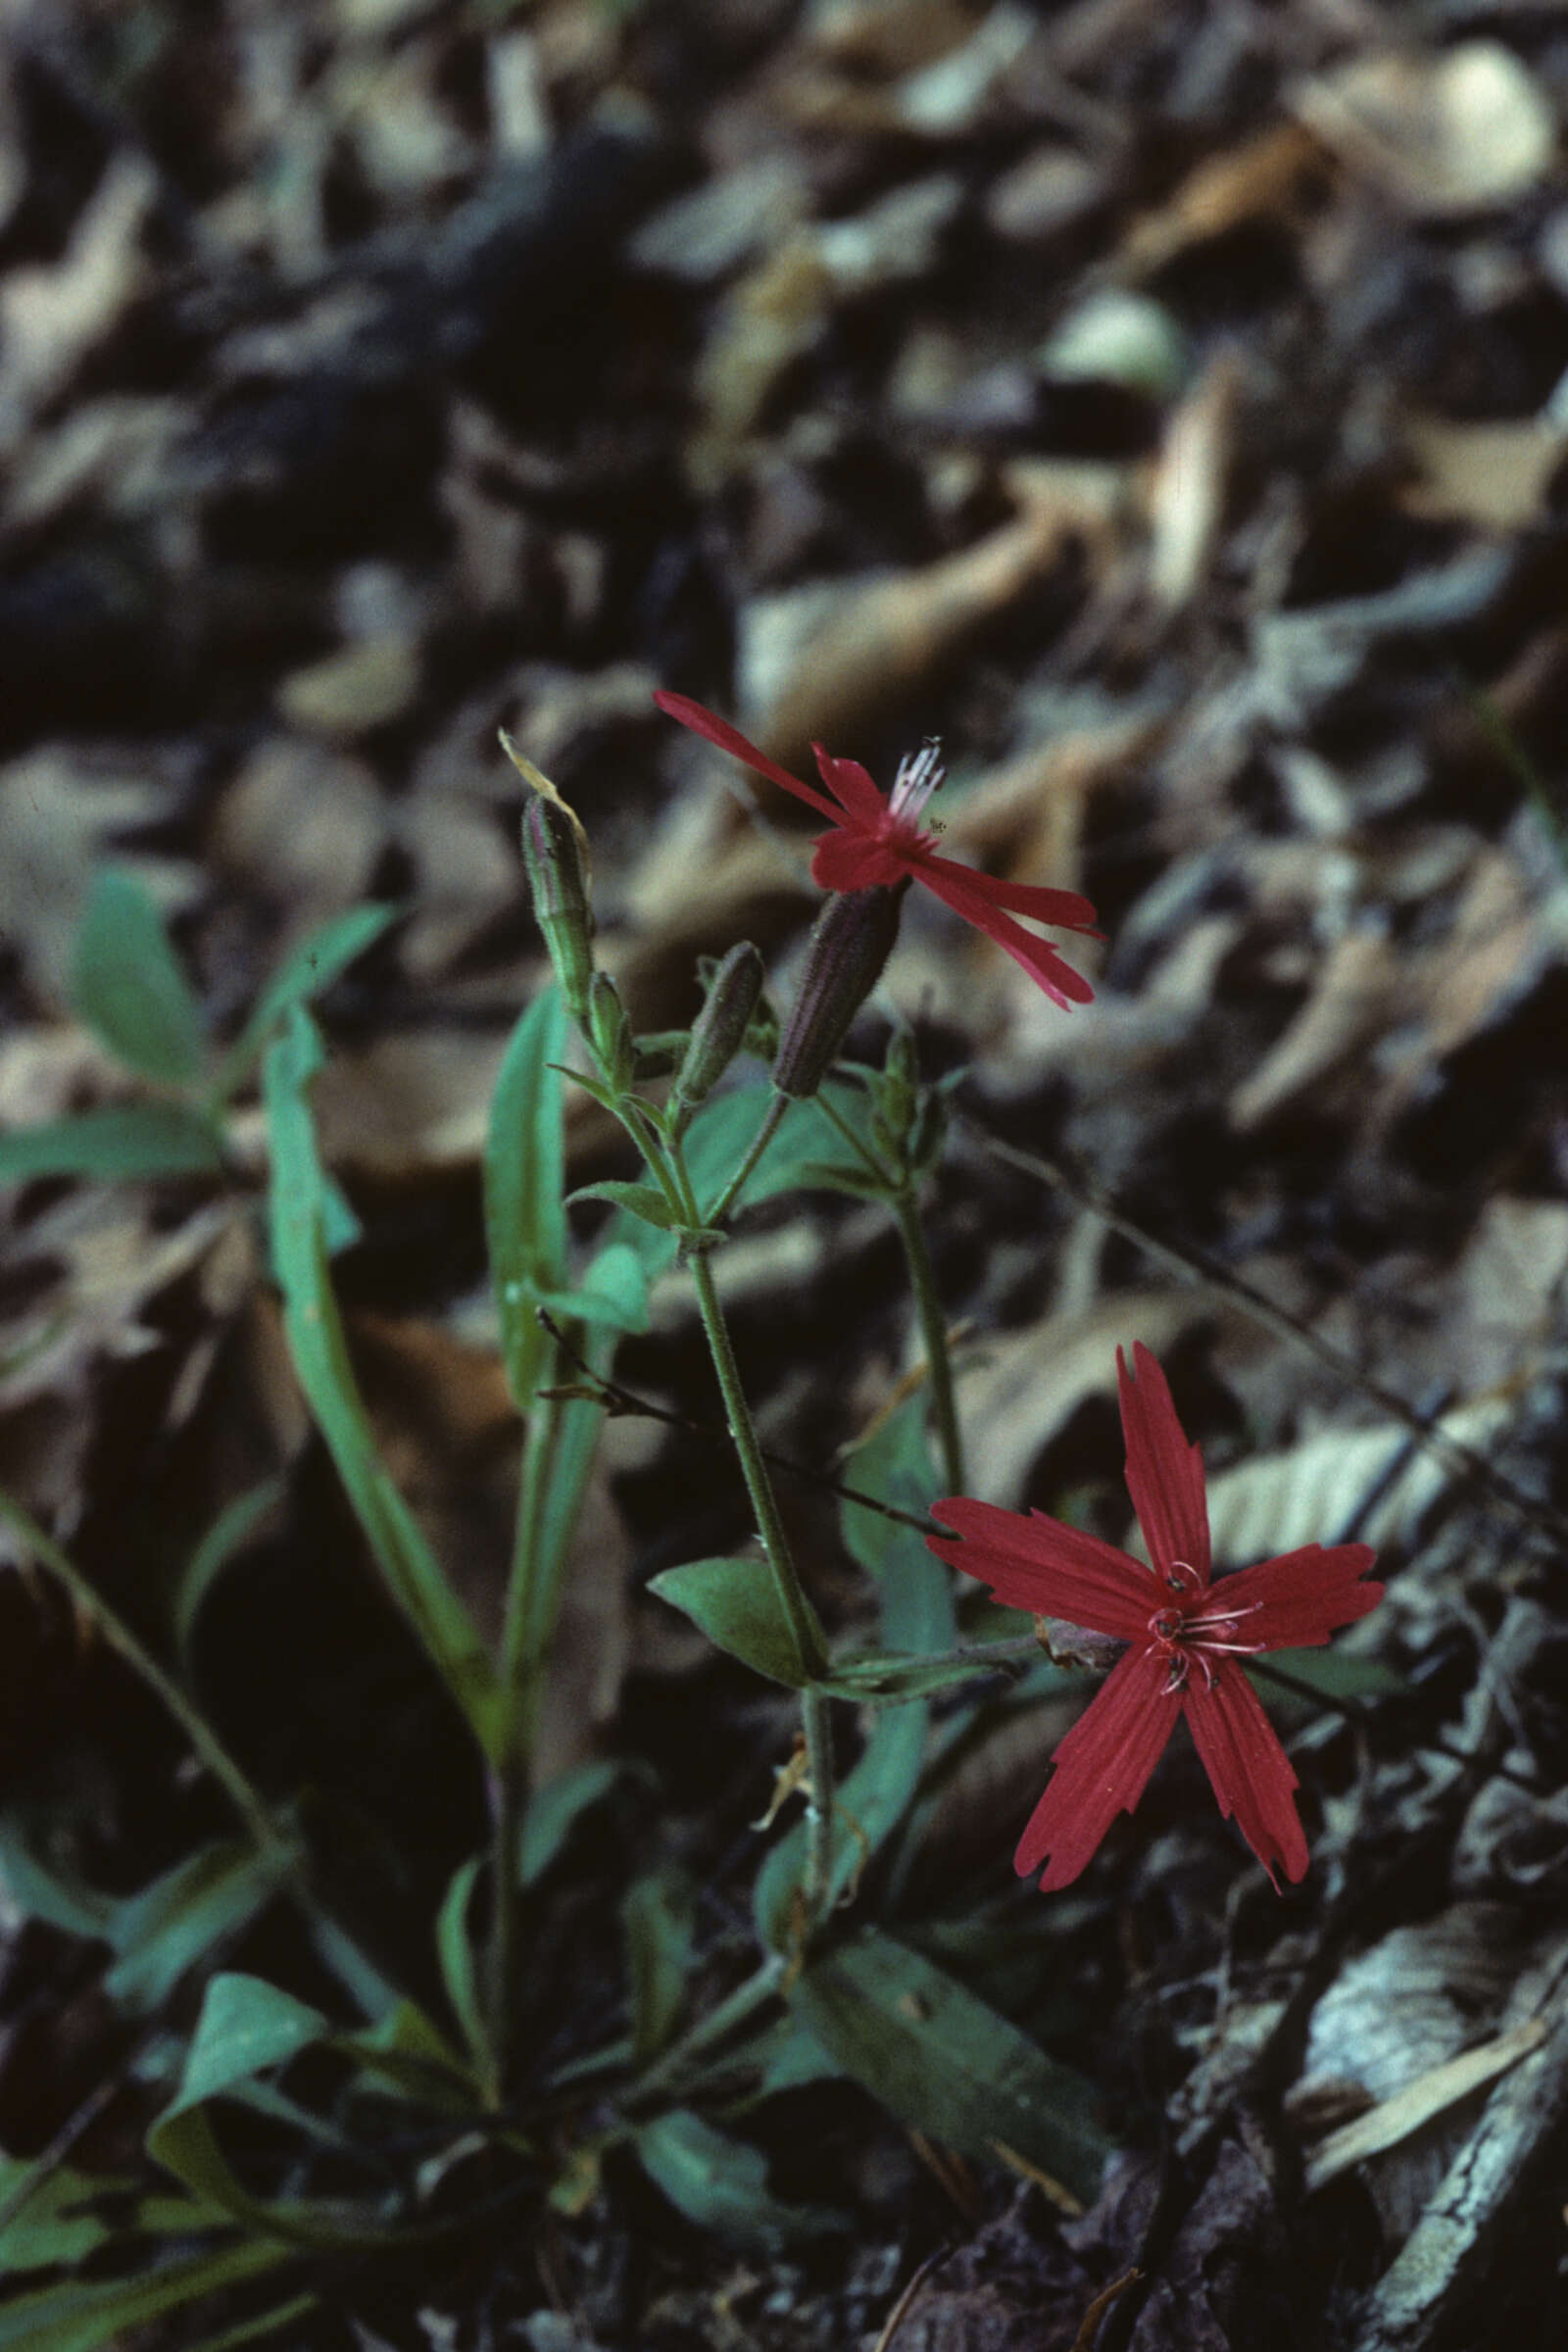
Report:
275,635,422,741
310,1030,512,1177
1118,121,1326,280
1401,415,1567,534
1146,353,1242,615
1203,1395,1512,1570
0,750,195,1007
0,155,157,454
938,709,1166,902
1230,925,1402,1134
1304,2018,1547,2194
750,470,1126,778
1292,41,1555,220
954,1287,1223,1507
211,739,387,923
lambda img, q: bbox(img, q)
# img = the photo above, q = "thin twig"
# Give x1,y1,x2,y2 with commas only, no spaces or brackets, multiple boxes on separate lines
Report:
535,1312,935,1533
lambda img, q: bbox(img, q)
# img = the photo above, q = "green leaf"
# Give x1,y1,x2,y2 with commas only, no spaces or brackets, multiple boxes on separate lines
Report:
172,1975,332,2111
841,1396,955,1657
147,1975,396,2251
566,1180,684,1231
217,903,401,1100
631,2110,845,2253
785,1159,892,1200
0,2239,293,2352
0,2159,205,2276
0,1809,115,1938
647,1557,818,1688
173,1478,285,1667
820,1649,1015,1703
754,1396,956,1937
530,1281,647,1335
0,1104,226,1186
71,869,204,1087
264,1009,505,1760
683,1082,876,1215
484,989,568,1411
1249,1647,1404,1705
340,1999,478,2110
158,2291,319,2352
790,1931,1114,2205
104,1839,299,2013
518,1760,625,1887
621,1870,695,2066
434,1857,490,2072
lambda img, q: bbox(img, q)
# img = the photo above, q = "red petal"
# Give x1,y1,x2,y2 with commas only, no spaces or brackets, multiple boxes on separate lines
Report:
1117,1344,1210,1584
1209,1544,1382,1650
926,1497,1155,1640
654,691,841,821
811,746,887,826
913,858,1095,1007
1015,1643,1183,1887
922,861,1101,936
1182,1661,1307,1887
810,829,907,892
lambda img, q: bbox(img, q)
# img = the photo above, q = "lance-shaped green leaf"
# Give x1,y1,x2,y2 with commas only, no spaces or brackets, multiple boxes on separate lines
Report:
790,1931,1114,2206
104,1838,300,2013
216,902,402,1101
631,2110,845,2253
484,988,568,1411
621,1869,695,2066
264,1009,504,1759
72,869,205,1087
0,2238,296,2352
647,1556,821,1688
0,1104,226,1187
819,1647,1020,1703
434,1857,490,2073
146,1975,404,2252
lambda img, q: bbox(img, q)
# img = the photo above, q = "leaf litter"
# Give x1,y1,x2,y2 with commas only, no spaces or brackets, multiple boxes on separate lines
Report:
3,0,1568,2345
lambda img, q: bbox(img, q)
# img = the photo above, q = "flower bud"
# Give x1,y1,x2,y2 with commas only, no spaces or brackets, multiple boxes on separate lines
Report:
672,942,765,1128
517,777,595,1021
772,884,906,1100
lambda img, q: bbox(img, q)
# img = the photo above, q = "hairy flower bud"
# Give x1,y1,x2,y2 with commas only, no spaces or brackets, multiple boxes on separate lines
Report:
772,884,906,1100
672,942,765,1129
517,776,595,1020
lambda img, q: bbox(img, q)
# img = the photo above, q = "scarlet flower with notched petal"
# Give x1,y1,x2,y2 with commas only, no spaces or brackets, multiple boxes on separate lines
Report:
654,691,1100,1010
927,1345,1383,1890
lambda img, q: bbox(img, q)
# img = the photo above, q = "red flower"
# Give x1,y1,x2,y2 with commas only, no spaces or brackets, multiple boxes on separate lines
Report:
654,691,1100,1010
927,1345,1383,1890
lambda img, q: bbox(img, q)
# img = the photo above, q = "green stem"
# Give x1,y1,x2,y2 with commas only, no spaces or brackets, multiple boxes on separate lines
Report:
671,1139,837,1920
0,1490,284,1861
705,1092,788,1227
891,1185,965,1494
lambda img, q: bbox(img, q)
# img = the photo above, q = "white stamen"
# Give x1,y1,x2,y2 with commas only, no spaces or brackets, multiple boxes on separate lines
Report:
889,740,945,822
